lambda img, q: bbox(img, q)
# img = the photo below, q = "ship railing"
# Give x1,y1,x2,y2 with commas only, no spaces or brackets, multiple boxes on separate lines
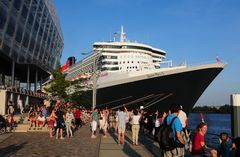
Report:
160,60,173,67
160,59,226,69
186,59,226,67
160,60,187,69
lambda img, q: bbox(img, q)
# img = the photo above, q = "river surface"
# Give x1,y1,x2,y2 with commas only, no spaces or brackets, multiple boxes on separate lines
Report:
188,113,231,147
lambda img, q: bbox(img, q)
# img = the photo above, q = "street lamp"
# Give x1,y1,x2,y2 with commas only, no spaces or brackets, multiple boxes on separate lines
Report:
81,48,103,109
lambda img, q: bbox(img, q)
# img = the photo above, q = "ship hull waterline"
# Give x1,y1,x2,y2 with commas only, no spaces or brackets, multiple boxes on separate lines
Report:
96,65,224,113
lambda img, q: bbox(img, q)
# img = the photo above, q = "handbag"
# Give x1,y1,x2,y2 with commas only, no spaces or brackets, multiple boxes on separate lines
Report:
54,121,57,127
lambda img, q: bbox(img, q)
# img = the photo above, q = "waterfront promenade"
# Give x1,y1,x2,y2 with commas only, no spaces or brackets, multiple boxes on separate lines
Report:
0,124,156,157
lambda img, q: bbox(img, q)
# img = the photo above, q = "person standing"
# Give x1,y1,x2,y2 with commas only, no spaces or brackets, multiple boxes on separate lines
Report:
74,108,82,128
65,108,74,138
105,107,110,131
153,110,161,142
91,108,98,138
178,105,190,151
8,101,14,115
48,109,57,138
17,99,24,114
55,107,65,139
42,105,48,118
178,106,187,129
131,109,141,145
44,99,51,116
117,106,127,145
101,109,108,137
163,104,185,157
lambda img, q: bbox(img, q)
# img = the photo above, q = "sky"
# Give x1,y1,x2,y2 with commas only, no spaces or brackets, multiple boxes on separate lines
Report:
54,0,240,106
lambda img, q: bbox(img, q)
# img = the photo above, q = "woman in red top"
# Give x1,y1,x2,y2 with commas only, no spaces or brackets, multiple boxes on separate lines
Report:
192,122,207,156
48,109,57,138
191,122,218,157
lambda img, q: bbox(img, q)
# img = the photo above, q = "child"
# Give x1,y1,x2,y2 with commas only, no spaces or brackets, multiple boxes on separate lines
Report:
218,132,231,157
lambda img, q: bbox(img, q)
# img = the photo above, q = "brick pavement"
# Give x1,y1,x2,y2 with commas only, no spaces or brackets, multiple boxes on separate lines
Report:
0,125,101,157
0,124,192,157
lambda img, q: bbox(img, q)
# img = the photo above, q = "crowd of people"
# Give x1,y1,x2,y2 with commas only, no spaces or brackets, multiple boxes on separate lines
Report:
26,100,90,139
89,104,240,157
1,99,240,157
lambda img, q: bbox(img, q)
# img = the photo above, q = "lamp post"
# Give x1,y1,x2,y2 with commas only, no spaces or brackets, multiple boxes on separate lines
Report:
82,49,103,109
92,49,104,109
92,53,98,109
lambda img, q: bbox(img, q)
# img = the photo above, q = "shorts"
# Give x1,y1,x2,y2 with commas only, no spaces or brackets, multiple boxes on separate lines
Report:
37,120,44,125
30,117,36,122
91,121,97,132
118,124,126,134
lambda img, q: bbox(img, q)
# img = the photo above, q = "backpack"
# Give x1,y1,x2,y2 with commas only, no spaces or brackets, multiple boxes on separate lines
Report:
158,116,177,151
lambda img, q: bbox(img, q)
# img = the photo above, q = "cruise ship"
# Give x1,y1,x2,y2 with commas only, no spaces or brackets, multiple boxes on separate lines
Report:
64,26,225,113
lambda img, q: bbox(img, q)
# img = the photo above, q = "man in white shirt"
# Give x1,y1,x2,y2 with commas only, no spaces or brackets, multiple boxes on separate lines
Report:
178,105,190,151
178,105,187,128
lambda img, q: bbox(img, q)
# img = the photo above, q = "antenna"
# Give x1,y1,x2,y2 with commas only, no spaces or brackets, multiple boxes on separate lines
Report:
109,32,112,42
120,25,126,42
113,32,117,42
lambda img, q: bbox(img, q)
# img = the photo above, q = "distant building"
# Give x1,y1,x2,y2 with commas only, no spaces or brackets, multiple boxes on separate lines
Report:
0,0,64,90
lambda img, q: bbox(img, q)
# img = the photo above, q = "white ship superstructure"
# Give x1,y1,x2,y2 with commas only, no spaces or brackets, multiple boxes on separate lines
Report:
65,26,168,81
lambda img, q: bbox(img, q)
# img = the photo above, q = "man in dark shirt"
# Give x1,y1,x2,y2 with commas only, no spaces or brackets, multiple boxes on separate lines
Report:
55,108,65,139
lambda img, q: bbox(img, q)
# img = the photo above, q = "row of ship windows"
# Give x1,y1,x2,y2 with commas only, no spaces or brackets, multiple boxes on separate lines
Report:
126,66,138,69
101,66,139,71
119,61,139,64
69,64,149,75
101,67,119,71
102,61,139,65
102,61,152,65
103,55,160,60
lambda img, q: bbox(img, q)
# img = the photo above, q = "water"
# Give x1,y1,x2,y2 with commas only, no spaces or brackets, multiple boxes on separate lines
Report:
188,113,231,147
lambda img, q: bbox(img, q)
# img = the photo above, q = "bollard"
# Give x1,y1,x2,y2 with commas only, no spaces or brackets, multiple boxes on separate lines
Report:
231,94,240,137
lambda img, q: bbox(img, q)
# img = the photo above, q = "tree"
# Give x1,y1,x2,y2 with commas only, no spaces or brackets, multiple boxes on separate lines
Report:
218,104,231,113
70,90,92,108
67,78,93,108
192,104,231,113
45,66,70,100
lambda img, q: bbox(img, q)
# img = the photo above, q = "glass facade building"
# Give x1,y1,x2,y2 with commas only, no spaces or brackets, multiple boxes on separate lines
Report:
0,0,64,87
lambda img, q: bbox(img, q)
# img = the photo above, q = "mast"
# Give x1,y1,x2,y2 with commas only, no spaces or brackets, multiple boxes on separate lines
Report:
120,25,126,42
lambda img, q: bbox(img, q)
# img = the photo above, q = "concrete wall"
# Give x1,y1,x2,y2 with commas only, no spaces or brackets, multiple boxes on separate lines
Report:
0,90,7,115
0,89,45,115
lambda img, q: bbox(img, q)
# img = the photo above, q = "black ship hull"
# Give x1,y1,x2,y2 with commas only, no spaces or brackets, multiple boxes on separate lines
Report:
96,63,225,113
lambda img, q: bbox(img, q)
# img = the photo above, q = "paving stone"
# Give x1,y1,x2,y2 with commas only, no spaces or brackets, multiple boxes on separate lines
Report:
0,125,101,157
